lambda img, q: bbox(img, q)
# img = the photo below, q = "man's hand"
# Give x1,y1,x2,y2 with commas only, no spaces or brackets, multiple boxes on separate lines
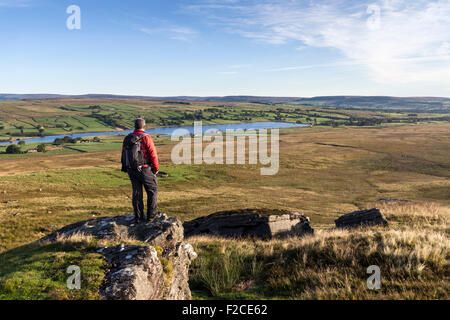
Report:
153,170,159,175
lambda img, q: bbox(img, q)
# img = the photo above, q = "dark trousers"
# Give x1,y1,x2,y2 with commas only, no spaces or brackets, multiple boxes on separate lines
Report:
127,167,158,221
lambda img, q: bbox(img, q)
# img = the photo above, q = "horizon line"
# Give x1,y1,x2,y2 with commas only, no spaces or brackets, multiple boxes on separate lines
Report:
1,93,450,100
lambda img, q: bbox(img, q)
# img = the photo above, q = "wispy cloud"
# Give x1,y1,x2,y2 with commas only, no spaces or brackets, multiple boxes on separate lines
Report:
217,71,238,74
266,61,359,72
228,64,251,69
0,0,30,7
186,0,450,85
216,63,251,75
140,25,198,42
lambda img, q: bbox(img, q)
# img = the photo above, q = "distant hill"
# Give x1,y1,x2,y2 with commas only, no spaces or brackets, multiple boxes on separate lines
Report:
292,96,450,112
1,93,449,112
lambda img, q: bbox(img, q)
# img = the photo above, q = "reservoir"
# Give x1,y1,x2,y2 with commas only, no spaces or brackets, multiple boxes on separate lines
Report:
0,121,310,145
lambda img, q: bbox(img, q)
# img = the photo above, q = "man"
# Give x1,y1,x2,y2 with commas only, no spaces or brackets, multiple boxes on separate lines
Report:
121,118,159,224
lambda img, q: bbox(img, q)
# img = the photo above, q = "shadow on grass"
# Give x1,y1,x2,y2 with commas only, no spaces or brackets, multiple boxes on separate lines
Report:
0,240,105,300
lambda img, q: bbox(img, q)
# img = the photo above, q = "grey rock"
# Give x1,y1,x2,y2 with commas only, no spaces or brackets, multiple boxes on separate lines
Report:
39,214,183,251
100,245,164,300
165,243,198,300
335,208,388,229
38,213,196,300
183,208,314,239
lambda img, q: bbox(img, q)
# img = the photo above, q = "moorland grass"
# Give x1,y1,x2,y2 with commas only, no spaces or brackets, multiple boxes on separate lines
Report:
188,202,449,299
0,123,449,251
0,236,105,300
0,121,448,299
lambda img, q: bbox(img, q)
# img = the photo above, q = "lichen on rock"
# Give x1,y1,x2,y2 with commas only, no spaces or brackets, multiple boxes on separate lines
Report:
38,213,197,300
183,208,314,239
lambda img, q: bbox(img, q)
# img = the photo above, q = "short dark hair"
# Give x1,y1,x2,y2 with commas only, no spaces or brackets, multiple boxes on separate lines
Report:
135,118,145,130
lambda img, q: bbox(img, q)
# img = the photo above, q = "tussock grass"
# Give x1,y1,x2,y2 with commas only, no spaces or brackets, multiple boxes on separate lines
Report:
189,203,449,299
377,202,449,232
0,122,449,299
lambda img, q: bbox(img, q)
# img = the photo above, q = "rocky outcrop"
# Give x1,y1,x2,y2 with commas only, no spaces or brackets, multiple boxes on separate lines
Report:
335,208,388,228
99,244,164,300
183,208,314,239
39,213,197,300
166,243,198,300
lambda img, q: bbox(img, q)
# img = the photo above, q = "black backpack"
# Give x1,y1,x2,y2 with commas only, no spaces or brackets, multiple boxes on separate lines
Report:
121,133,148,171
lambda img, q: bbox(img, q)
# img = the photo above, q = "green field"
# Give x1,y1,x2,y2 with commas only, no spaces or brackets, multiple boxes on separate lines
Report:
0,98,449,141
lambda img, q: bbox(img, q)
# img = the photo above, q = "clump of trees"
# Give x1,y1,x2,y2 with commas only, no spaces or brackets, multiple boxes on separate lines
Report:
6,144,21,154
53,136,77,145
90,113,127,129
163,101,191,105
37,144,46,153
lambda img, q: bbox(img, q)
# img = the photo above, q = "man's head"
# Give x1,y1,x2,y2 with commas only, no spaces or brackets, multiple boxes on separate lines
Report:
135,118,146,130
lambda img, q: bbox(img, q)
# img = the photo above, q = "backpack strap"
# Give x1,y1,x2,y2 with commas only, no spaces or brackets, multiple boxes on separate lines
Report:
134,133,148,146
137,133,148,140
125,133,147,146
136,133,149,167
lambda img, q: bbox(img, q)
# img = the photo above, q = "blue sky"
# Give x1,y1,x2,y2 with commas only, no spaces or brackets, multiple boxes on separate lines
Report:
1,0,449,97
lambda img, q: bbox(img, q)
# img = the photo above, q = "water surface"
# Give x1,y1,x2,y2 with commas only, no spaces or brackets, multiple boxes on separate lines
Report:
0,121,310,145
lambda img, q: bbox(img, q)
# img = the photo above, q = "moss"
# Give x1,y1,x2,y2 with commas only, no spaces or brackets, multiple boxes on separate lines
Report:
152,244,174,289
160,257,174,288
153,245,164,257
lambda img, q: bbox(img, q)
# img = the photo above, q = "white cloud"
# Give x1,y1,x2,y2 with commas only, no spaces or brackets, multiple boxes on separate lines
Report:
140,26,198,42
266,61,359,72
187,0,450,85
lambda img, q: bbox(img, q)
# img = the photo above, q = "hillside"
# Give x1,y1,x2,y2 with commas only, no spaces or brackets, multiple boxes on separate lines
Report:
0,120,449,299
1,94,449,112
0,98,449,141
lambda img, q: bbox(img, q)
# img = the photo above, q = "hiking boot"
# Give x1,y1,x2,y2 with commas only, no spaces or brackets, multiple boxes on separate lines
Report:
147,211,164,222
134,216,145,224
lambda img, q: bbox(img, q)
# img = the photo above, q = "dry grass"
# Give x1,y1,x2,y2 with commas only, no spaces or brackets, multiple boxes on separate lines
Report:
189,203,449,299
377,201,449,232
0,123,449,251
0,120,448,299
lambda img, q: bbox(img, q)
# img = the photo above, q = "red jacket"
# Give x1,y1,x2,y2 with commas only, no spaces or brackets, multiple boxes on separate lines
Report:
122,129,159,172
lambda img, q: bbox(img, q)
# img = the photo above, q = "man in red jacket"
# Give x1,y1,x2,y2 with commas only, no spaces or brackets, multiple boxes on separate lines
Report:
122,118,159,223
